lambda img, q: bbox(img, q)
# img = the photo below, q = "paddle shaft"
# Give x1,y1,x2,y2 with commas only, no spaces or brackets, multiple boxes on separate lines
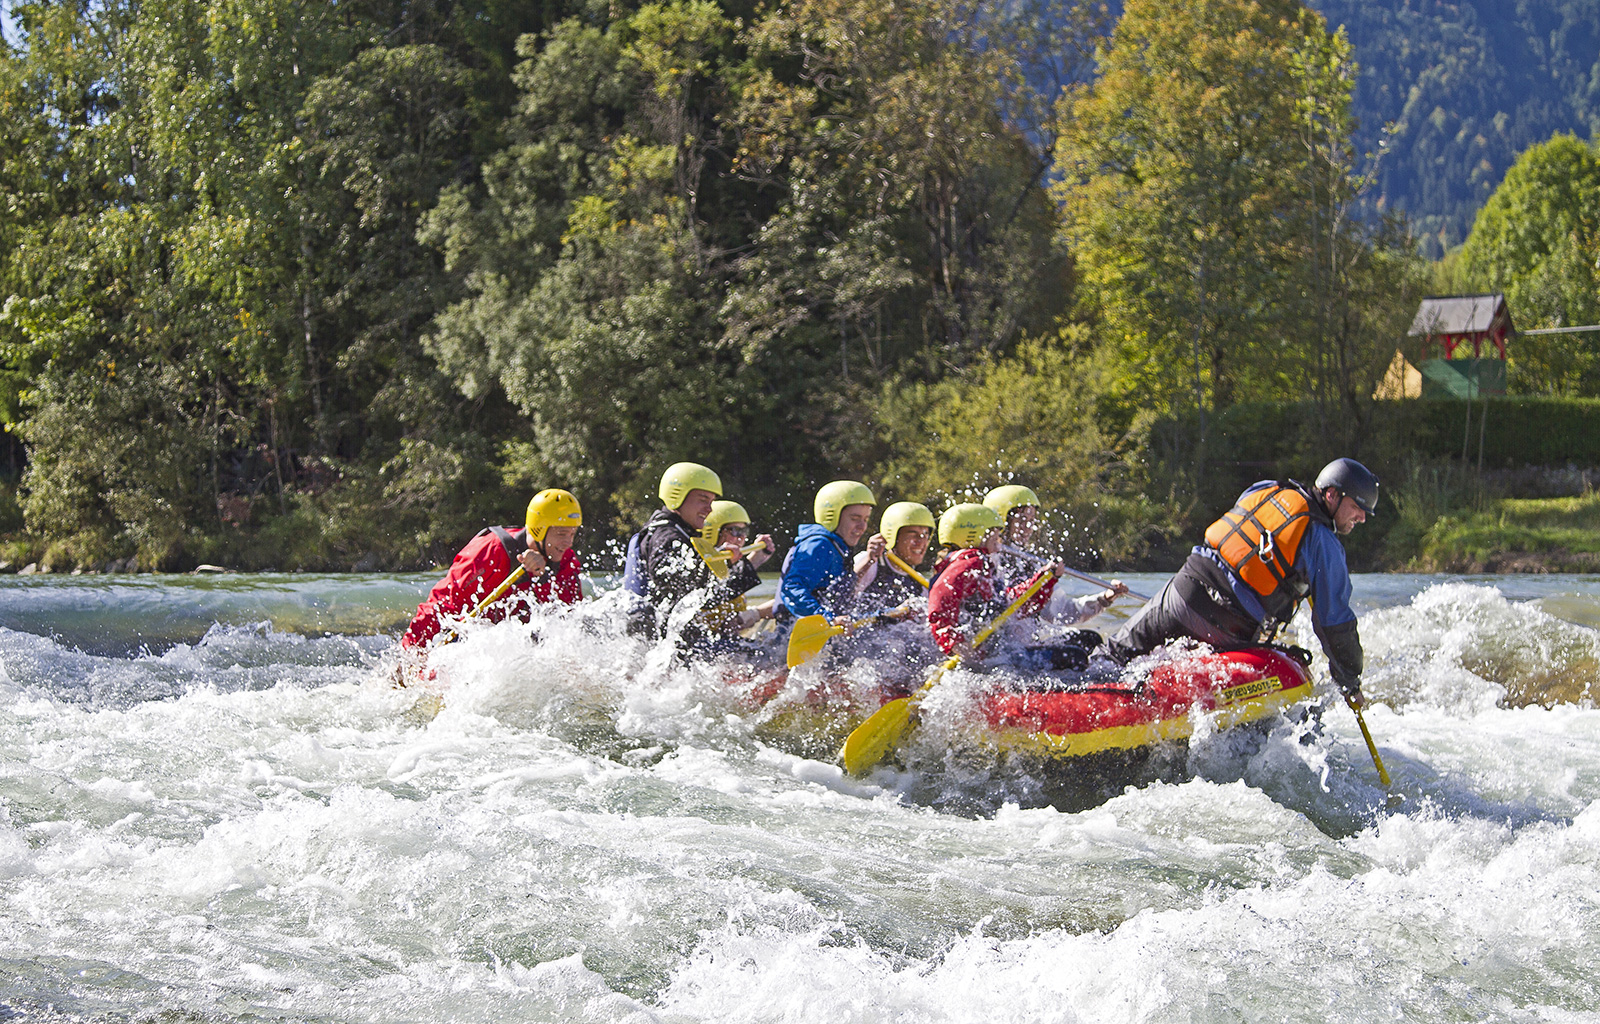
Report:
786,605,912,667
469,564,526,618
884,549,931,589
1350,699,1393,788
1001,544,1150,602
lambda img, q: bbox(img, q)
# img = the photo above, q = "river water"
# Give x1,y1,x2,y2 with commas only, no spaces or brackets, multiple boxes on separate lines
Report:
2,570,1598,1022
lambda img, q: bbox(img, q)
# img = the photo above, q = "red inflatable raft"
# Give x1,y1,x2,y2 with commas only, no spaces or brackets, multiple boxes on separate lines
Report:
976,646,1314,760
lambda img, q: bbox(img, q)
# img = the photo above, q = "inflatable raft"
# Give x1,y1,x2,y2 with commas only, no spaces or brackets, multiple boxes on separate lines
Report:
886,645,1316,810
978,646,1314,760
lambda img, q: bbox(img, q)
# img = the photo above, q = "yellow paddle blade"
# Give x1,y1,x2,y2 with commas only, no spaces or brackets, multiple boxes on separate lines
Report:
840,696,913,776
838,573,1052,777
839,654,960,776
786,615,844,668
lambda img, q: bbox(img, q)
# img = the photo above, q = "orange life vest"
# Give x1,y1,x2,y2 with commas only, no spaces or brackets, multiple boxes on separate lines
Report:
1202,483,1328,619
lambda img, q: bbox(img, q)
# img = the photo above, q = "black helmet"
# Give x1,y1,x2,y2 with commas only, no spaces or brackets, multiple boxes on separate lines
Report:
1315,458,1379,517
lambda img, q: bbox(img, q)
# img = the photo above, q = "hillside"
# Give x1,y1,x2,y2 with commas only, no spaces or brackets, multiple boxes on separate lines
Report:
1312,0,1600,257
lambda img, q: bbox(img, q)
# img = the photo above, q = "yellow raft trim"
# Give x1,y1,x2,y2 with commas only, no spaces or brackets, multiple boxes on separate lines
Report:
984,680,1315,760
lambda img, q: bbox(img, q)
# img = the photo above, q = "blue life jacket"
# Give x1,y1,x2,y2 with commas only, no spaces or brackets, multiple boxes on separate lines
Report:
622,533,647,596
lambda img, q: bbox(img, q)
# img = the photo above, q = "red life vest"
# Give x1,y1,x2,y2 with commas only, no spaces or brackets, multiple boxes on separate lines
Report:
1202,482,1329,621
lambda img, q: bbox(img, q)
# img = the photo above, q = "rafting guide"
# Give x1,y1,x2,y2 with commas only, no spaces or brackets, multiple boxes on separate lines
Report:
1097,458,1378,707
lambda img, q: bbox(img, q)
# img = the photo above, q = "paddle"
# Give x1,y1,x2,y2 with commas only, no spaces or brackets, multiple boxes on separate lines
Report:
467,565,526,618
840,569,1053,777
884,549,931,589
1000,544,1150,602
704,541,767,563
1348,695,1402,808
433,561,532,649
787,605,910,668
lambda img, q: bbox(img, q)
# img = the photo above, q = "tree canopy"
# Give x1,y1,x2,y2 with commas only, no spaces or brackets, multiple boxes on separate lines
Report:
0,0,1443,570
1458,133,1600,396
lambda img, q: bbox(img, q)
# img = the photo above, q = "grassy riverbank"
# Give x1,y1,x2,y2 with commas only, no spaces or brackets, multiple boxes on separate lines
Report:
1388,492,1600,573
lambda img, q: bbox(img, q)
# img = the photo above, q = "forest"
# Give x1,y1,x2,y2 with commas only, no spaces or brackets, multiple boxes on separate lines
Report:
1,0,1596,574
1314,0,1600,258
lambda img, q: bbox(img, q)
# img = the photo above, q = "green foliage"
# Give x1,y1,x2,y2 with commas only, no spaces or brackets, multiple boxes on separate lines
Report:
1183,397,1600,476
2,0,1577,574
0,0,549,568
1401,492,1600,573
873,331,1179,565
1457,133,1600,396
1052,0,1408,460
422,0,1091,540
1313,0,1600,257
1379,459,1489,569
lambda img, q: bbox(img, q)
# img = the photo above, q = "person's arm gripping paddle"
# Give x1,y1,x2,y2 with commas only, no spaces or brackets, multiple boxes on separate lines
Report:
840,568,1054,776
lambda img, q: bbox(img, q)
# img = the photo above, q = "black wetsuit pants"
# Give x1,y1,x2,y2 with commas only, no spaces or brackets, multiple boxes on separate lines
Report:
1098,553,1260,665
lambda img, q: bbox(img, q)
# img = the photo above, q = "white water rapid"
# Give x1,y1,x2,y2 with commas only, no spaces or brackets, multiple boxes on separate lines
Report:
2,572,1597,1022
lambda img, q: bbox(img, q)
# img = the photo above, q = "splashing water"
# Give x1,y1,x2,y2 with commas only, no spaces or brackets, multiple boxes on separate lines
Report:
2,572,1599,1022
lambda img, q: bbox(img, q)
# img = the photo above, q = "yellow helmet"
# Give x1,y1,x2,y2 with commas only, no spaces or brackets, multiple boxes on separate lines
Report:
983,484,1041,522
939,502,1004,548
525,488,583,542
659,462,723,510
814,480,876,533
694,500,751,556
879,501,935,550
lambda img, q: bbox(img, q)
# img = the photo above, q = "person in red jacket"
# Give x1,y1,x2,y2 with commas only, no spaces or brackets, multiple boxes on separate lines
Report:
927,503,1058,658
400,489,585,651
926,502,1118,674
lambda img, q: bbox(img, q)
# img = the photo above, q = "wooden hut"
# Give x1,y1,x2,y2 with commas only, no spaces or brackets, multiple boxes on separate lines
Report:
1405,294,1513,398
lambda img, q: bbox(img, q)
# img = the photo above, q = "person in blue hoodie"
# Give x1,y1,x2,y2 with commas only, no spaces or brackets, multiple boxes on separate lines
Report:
777,480,881,621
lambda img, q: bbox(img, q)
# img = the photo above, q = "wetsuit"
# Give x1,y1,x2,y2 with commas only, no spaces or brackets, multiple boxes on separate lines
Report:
401,527,582,649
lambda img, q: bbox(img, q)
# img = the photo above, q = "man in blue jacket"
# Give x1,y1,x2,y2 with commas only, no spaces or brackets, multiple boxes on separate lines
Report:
777,480,881,621
1099,459,1378,706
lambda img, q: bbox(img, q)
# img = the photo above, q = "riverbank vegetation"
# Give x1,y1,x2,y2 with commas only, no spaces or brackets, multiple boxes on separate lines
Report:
2,0,1597,574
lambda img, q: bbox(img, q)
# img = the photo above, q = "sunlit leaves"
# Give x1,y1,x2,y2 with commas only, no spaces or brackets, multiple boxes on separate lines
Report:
1459,133,1600,396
